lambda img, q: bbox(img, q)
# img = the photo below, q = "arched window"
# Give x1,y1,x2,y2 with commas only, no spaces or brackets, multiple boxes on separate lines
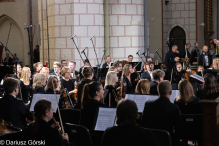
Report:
169,26,186,52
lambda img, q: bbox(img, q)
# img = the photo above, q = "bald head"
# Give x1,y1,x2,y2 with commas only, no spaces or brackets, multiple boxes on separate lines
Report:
157,80,172,97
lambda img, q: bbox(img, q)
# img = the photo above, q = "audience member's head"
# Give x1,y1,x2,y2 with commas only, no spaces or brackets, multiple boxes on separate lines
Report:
116,99,138,126
40,67,49,79
81,81,104,109
82,66,94,79
3,77,19,95
157,80,172,98
45,75,59,91
203,73,218,95
105,71,118,87
152,69,165,82
33,62,43,72
176,79,195,103
135,79,150,94
21,67,31,83
128,55,133,62
61,60,67,68
33,73,46,90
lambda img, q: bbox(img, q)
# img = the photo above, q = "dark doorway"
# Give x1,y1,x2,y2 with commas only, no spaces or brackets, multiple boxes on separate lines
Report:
169,26,186,52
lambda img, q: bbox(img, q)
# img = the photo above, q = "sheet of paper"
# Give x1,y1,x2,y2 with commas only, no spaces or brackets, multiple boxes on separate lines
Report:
125,94,159,113
169,90,179,103
94,107,116,131
30,94,60,113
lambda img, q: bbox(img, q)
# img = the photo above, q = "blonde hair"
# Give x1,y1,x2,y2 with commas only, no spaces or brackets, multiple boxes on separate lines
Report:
61,66,70,77
176,79,195,103
105,71,117,87
20,67,30,83
108,66,117,73
33,73,45,90
45,75,59,91
135,79,150,94
40,67,49,74
33,62,43,71
212,57,219,69
122,64,132,77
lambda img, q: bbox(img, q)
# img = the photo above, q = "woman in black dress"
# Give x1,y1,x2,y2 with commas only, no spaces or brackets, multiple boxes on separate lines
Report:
33,73,46,94
12,63,22,79
122,64,134,94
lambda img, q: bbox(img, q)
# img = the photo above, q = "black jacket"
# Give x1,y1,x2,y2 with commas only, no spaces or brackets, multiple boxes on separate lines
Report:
122,77,134,94
150,81,158,94
165,51,179,72
198,53,212,69
33,86,45,94
33,49,40,63
0,94,33,129
102,62,109,68
80,99,105,130
140,71,152,81
142,96,182,143
104,85,117,107
23,118,68,146
102,126,159,146
190,47,199,64
178,49,191,59
18,80,33,103
74,79,93,109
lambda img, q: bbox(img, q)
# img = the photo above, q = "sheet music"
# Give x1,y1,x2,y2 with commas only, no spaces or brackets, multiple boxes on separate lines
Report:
94,107,116,131
125,94,159,113
169,90,179,103
190,74,204,83
30,94,60,113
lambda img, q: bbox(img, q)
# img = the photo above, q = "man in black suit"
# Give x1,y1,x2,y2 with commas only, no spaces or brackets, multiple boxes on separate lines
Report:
141,61,154,81
178,43,191,59
150,69,165,94
68,61,79,80
49,62,62,80
165,45,180,72
0,77,32,129
198,45,212,69
142,80,184,145
102,55,112,68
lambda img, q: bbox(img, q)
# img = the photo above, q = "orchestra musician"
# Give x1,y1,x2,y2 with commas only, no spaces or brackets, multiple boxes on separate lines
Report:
128,55,133,62
122,64,134,94
135,79,150,94
141,61,154,81
212,57,219,70
102,55,112,68
80,81,105,130
198,45,212,69
19,67,32,104
12,63,22,79
49,61,59,74
49,62,62,80
74,66,94,109
79,59,90,80
146,56,153,62
107,66,117,73
113,60,122,79
23,99,69,146
178,43,191,59
61,59,67,68
172,62,191,83
104,71,121,107
33,73,46,94
150,69,165,94
68,60,79,80
0,77,33,130
40,67,50,80
190,42,199,64
33,62,43,75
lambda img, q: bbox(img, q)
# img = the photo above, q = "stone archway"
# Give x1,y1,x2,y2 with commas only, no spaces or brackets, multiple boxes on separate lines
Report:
0,14,24,64
169,26,186,52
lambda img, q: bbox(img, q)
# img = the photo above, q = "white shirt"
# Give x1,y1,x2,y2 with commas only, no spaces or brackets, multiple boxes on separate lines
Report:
148,71,153,81
107,62,112,68
55,72,61,80
204,55,209,66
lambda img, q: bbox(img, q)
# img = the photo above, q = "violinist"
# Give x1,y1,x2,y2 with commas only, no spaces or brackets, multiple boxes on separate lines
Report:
12,63,22,79
135,79,150,94
79,59,90,80
141,61,154,81
60,66,77,97
74,66,94,109
33,62,43,76
68,61,79,80
122,64,134,94
128,55,133,62
150,69,165,94
172,62,191,83
33,73,46,94
113,60,122,79
198,45,212,69
49,62,62,80
19,67,33,104
23,99,69,146
104,71,121,107
40,67,50,80
190,42,199,64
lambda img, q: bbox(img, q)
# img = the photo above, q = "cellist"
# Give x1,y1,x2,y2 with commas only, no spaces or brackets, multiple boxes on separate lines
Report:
172,62,191,83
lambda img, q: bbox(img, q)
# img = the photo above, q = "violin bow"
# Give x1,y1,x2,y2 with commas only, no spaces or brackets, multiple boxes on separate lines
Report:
52,81,65,136
170,68,173,84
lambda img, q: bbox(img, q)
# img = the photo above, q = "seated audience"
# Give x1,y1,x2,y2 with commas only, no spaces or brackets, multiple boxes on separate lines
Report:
74,66,94,109
135,79,150,94
49,62,62,80
0,77,32,129
143,80,184,146
104,71,120,107
150,69,165,94
196,73,219,100
33,73,46,94
12,63,22,79
102,99,159,146
80,81,105,130
40,67,50,80
23,99,69,146
174,79,201,114
19,67,33,104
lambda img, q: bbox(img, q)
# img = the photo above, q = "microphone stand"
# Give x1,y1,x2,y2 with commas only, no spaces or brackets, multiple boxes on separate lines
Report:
25,27,34,72
154,48,162,62
81,47,92,67
70,36,85,65
5,23,13,66
90,37,100,81
146,48,150,61
99,49,107,80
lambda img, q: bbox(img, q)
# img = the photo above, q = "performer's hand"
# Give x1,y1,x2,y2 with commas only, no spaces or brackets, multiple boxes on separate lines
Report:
52,121,60,129
106,66,109,68
116,87,121,91
69,89,77,95
186,69,191,72
61,89,67,95
62,133,69,142
214,39,219,46
123,83,127,86
174,57,180,62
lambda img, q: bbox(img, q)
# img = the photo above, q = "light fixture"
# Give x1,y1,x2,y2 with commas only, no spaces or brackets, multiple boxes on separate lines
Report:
165,0,169,5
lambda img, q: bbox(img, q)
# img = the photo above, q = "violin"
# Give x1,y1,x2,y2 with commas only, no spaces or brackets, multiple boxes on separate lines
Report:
60,84,69,109
112,90,120,103
72,82,79,101
133,62,141,83
183,64,197,81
